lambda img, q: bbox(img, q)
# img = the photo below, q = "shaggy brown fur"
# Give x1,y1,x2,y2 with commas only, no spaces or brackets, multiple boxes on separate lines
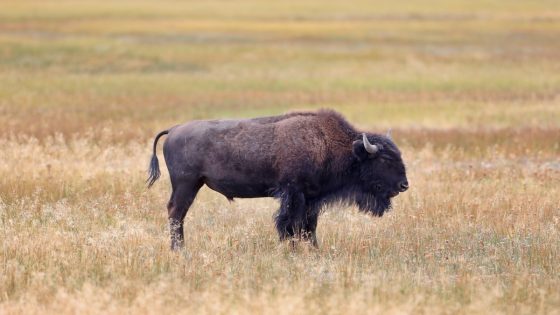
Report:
148,110,408,250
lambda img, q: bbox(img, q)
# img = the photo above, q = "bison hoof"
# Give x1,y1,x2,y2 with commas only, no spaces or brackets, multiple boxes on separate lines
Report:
170,240,185,251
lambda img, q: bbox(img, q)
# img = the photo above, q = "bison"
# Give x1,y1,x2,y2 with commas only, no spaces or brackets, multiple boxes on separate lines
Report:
147,110,408,250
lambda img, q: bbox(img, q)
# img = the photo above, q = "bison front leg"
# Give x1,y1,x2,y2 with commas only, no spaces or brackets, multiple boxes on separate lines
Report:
302,204,320,248
275,188,306,242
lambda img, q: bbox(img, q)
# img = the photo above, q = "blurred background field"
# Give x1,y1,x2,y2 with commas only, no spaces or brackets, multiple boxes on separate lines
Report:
1,1,559,314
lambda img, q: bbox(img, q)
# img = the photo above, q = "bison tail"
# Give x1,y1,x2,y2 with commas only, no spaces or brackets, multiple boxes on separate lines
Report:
147,130,169,188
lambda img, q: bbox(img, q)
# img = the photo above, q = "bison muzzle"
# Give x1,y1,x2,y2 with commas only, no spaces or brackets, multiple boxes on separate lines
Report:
147,110,408,250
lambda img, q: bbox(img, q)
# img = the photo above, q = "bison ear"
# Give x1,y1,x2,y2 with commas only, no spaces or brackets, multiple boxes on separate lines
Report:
352,139,383,161
352,140,375,161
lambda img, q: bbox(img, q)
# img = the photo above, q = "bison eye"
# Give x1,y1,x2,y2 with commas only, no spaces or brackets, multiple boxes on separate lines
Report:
375,184,382,191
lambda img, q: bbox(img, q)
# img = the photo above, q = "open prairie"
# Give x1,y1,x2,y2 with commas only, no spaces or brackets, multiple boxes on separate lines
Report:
1,0,559,314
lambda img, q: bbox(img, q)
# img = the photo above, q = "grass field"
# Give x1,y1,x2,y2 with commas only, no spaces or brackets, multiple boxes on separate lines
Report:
1,0,559,314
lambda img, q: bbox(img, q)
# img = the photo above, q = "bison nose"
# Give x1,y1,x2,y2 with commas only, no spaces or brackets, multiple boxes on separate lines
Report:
399,181,409,192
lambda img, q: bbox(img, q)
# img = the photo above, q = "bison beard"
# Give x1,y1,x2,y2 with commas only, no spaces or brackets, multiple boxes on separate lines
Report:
147,109,408,250
355,189,391,216
309,185,392,218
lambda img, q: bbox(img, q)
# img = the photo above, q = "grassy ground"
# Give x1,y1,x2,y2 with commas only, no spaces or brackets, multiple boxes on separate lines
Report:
1,0,559,314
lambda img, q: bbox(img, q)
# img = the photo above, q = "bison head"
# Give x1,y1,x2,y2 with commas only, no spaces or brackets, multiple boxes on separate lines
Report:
351,133,408,216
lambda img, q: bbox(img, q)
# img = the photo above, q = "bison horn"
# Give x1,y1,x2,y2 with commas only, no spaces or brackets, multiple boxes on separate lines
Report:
386,128,392,140
362,133,379,154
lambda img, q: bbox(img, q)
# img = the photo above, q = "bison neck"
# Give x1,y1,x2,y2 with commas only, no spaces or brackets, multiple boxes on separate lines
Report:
305,160,362,200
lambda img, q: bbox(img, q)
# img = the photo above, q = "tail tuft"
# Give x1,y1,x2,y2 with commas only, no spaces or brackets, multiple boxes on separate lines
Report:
146,154,161,188
146,130,169,188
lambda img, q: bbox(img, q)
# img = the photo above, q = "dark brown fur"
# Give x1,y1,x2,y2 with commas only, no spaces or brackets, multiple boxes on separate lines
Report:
148,110,408,250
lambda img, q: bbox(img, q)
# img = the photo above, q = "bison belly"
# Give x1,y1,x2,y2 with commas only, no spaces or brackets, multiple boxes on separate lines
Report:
204,177,271,199
202,163,276,199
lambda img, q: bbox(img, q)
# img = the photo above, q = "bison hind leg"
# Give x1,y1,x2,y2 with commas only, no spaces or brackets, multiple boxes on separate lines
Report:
167,178,203,251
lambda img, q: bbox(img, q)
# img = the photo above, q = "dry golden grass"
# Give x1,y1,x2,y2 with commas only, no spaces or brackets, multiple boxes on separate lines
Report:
1,135,559,314
1,0,560,314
